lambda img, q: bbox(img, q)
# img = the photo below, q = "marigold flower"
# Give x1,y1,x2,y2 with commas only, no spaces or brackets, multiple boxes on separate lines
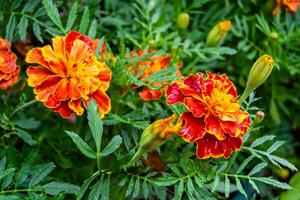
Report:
25,31,112,119
128,114,181,166
166,72,250,159
0,39,20,90
273,0,300,15
129,50,182,101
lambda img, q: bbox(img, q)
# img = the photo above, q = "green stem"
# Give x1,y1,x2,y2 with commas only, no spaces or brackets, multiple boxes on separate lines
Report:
96,152,102,172
239,86,252,104
218,172,250,180
127,148,145,167
11,99,38,117
0,188,42,195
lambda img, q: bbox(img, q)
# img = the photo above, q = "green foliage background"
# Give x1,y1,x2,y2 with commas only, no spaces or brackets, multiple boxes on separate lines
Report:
0,0,300,199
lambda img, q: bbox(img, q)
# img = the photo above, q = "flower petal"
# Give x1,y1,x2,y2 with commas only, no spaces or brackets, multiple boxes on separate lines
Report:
139,88,163,101
26,66,54,87
179,112,206,142
88,89,111,118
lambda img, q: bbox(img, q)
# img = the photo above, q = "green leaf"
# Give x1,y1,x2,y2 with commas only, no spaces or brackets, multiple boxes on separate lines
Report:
22,0,40,12
212,174,219,192
5,15,16,41
0,156,6,173
101,176,110,200
237,155,255,173
126,177,135,197
224,176,230,198
153,177,178,186
88,19,97,39
33,22,44,43
248,162,267,176
132,178,140,199
87,178,103,200
79,6,90,34
235,177,247,198
40,182,80,195
269,155,298,172
253,177,292,190
142,180,149,199
101,135,122,157
18,16,28,40
187,177,195,197
76,172,99,200
66,1,78,31
65,131,96,159
267,141,285,154
42,0,64,31
249,179,259,193
0,168,15,180
15,128,36,146
29,163,55,187
250,135,275,148
174,180,184,200
87,99,103,153
16,118,40,129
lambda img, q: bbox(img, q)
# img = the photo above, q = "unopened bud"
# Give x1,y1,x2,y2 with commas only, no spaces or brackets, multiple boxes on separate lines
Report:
177,12,190,29
270,32,278,40
239,55,275,103
206,20,231,46
127,114,181,166
255,111,265,122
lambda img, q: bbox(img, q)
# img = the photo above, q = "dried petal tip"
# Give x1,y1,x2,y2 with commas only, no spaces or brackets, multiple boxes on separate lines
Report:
206,20,231,47
240,55,275,103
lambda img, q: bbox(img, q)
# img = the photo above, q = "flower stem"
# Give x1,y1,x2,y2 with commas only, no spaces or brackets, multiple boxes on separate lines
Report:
127,148,145,167
0,188,42,195
11,99,38,117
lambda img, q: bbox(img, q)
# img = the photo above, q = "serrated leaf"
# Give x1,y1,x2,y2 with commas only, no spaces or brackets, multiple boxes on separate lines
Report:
87,178,103,200
248,162,267,176
174,180,184,200
126,177,135,197
0,156,6,173
79,6,90,34
88,19,97,39
187,177,195,197
101,135,122,157
29,163,55,187
249,179,259,193
235,177,247,198
87,99,103,153
153,177,178,186
40,182,80,195
253,177,291,189
142,180,149,199
212,174,219,192
101,176,110,200
224,176,230,198
42,0,64,31
18,16,28,40
66,1,78,31
250,135,275,148
2,171,14,189
0,168,15,180
16,118,40,129
237,155,255,173
15,128,36,146
270,155,298,172
267,141,285,154
132,177,140,199
33,22,44,43
77,172,99,200
5,15,16,41
65,131,96,159
22,0,40,12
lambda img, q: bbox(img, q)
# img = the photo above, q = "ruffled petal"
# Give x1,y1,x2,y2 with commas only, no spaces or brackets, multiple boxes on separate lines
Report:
179,112,206,142
26,66,54,87
183,97,207,117
68,99,84,115
139,87,163,101
88,89,111,118
166,82,185,104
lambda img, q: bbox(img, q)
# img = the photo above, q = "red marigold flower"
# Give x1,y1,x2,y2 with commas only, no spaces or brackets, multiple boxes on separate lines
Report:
273,0,300,15
25,31,112,119
129,50,182,101
0,38,20,90
166,72,250,159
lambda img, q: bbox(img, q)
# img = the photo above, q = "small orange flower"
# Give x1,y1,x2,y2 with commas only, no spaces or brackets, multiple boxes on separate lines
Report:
273,0,300,15
129,50,182,101
26,31,112,119
166,72,250,159
0,39,20,90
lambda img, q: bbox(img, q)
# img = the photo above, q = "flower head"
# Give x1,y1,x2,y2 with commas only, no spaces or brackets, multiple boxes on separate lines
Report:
0,39,20,90
129,50,182,101
166,72,250,159
26,31,112,119
273,0,300,15
206,20,231,47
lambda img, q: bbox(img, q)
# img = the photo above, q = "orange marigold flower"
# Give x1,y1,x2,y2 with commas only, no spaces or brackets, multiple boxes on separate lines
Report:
0,38,20,90
166,72,250,159
273,0,300,15
25,31,112,119
129,50,182,101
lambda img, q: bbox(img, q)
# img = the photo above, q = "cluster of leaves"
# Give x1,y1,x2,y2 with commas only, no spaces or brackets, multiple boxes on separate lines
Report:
0,0,300,199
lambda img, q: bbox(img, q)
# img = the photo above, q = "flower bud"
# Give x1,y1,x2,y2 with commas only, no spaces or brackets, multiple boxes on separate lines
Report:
239,55,275,103
206,20,231,46
255,111,265,123
177,12,190,29
127,114,181,166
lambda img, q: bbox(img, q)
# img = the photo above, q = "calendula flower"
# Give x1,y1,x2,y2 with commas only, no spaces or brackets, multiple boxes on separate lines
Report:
129,50,182,101
26,31,112,119
166,72,250,159
0,38,20,90
128,114,181,166
273,0,300,15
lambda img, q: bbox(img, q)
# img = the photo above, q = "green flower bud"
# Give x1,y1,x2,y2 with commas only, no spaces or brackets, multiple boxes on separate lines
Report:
206,20,231,46
255,111,265,123
177,12,190,29
240,55,275,103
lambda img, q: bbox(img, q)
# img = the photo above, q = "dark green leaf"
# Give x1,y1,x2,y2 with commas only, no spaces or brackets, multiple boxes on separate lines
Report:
249,179,259,193
225,176,230,198
87,178,103,200
250,135,275,148
88,19,97,39
235,177,247,198
248,162,267,176
5,15,16,41
101,135,122,157
267,141,285,154
77,172,99,200
79,6,90,34
15,128,36,146
66,1,78,31
33,22,44,43
16,118,40,129
42,0,64,31
253,177,292,189
29,163,55,187
0,168,15,180
18,16,28,40
132,178,140,199
142,180,149,199
40,182,80,195
101,176,110,200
